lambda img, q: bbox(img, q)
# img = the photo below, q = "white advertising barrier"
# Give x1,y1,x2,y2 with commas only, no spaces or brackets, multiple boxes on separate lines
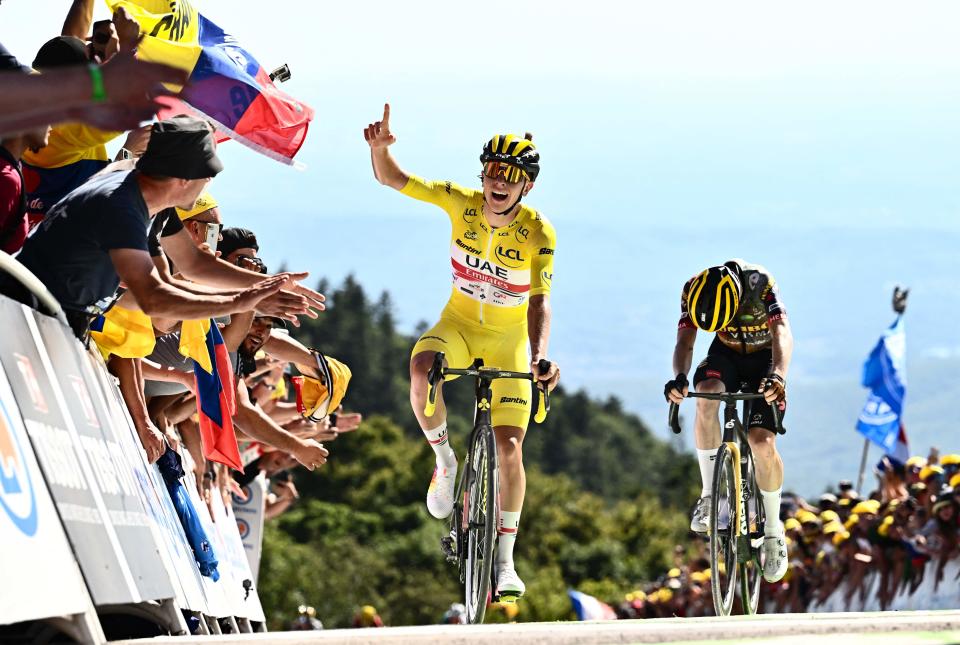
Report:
233,474,267,583
807,559,960,613
0,363,93,625
30,310,176,602
0,293,267,636
0,297,143,606
180,447,266,623
85,348,212,616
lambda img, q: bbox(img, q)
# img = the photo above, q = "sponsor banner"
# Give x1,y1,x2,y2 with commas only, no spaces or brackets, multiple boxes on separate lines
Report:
0,363,92,625
215,498,266,622
85,352,210,614
179,449,238,619
32,312,174,603
0,298,137,605
232,474,266,583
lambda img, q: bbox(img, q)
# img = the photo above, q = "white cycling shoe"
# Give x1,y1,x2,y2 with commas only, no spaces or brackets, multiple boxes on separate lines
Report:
761,523,788,583
426,461,457,519
690,495,711,533
495,563,525,599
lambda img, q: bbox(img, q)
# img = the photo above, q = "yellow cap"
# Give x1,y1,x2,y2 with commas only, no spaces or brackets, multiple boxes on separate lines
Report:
950,473,960,488
906,456,926,469
796,509,820,525
667,567,681,579
940,454,960,466
293,353,352,421
822,520,844,535
784,517,801,531
920,465,945,481
176,192,218,220
819,510,840,523
852,500,880,515
832,531,849,546
844,514,860,529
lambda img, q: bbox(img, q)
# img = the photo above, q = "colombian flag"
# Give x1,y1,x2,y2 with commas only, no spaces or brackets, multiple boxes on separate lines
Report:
106,0,313,165
193,321,242,470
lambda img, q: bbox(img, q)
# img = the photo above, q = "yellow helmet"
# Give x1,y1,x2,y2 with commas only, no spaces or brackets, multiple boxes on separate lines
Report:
939,454,960,467
480,133,540,182
686,264,741,332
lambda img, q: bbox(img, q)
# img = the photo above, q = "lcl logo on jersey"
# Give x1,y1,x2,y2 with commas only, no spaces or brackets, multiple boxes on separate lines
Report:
463,208,479,224
495,245,525,269
0,402,38,537
515,225,530,244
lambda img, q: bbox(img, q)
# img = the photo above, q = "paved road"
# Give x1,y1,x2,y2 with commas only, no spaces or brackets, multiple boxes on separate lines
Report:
115,610,960,645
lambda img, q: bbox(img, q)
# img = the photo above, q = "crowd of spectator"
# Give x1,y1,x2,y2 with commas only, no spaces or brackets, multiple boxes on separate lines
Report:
1,0,359,597
614,449,960,618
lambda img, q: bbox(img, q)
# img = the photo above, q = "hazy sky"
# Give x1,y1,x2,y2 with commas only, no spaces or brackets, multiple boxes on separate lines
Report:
5,2,960,489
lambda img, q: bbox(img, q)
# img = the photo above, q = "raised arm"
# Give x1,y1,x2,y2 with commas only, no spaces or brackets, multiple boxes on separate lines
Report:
62,0,95,39
364,103,409,190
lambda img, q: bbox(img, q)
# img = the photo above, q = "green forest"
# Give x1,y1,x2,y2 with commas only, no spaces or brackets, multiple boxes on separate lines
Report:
257,276,699,628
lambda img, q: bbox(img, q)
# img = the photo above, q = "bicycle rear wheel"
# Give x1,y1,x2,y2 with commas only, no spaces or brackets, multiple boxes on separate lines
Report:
710,443,738,616
738,448,765,615
464,425,497,624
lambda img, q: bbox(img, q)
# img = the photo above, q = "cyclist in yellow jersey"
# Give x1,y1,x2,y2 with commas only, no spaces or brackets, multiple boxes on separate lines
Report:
365,104,560,599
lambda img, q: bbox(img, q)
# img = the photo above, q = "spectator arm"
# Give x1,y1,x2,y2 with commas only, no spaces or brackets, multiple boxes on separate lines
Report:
62,0,95,40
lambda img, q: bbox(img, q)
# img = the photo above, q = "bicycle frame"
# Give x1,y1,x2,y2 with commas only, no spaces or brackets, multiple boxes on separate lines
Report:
426,353,551,623
668,391,782,615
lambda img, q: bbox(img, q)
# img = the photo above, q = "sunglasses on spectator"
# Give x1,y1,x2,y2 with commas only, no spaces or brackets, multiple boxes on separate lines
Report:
481,161,528,185
235,254,267,274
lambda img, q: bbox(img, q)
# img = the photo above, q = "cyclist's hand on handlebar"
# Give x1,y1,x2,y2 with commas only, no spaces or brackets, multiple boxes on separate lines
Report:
531,359,560,391
664,373,689,404
761,373,786,404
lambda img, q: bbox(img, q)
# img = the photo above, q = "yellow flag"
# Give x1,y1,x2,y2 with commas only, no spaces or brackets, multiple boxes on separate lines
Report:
179,318,212,374
90,305,156,360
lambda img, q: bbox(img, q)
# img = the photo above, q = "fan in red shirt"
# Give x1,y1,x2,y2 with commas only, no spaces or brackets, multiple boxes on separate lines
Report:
0,125,51,254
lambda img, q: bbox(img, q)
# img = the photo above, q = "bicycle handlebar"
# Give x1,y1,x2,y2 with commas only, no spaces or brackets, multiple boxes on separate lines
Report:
668,391,782,435
424,352,552,423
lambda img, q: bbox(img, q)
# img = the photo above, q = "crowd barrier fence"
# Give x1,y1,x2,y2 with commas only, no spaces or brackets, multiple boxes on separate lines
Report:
0,265,267,643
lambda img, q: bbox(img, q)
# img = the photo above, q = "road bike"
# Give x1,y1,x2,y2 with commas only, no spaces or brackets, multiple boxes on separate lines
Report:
669,391,783,616
425,353,551,624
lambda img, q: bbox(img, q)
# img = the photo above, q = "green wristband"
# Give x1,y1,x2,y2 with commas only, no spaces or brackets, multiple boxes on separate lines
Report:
88,64,107,103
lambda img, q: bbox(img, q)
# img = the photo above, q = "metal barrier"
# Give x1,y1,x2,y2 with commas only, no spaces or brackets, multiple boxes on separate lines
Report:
0,286,266,642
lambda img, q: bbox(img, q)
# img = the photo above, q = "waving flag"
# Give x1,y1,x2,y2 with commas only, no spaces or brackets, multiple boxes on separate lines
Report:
193,322,241,470
856,316,907,456
106,0,313,165
567,589,617,621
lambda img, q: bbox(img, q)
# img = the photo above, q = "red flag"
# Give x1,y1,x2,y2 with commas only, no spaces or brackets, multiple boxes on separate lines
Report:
193,322,241,470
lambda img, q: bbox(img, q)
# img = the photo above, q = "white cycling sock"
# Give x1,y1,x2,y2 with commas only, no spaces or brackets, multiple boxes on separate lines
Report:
423,422,456,468
760,487,783,536
697,449,717,497
496,510,521,567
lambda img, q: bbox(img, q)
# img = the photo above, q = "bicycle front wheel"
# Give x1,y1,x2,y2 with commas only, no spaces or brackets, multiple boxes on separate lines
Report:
710,443,738,616
738,447,765,615
464,425,497,624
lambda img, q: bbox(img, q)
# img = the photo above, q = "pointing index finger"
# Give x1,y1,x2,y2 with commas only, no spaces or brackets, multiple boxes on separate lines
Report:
382,103,390,129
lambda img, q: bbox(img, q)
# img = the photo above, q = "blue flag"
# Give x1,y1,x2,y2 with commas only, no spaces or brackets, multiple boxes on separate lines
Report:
856,316,906,454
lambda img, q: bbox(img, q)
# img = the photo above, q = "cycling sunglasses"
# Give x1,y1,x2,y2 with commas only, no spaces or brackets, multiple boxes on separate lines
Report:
482,161,528,185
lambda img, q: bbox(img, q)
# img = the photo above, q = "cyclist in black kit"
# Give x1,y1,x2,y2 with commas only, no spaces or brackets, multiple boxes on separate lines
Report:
664,259,793,583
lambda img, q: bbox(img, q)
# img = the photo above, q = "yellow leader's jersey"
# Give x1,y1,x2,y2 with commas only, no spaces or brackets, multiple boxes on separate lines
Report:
401,175,556,328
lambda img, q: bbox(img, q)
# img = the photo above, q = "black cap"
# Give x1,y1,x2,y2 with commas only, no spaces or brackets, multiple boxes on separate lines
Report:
136,115,224,180
33,36,88,70
218,227,259,257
